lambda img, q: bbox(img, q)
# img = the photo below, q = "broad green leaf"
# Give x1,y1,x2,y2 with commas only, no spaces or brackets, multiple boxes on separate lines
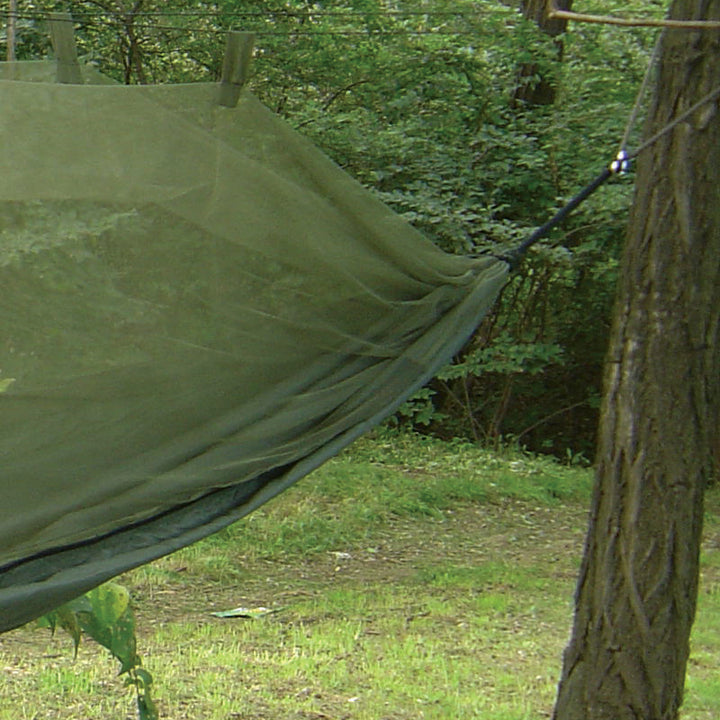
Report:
137,691,160,720
0,378,15,393
76,583,139,673
55,607,83,657
86,582,130,626
133,667,154,690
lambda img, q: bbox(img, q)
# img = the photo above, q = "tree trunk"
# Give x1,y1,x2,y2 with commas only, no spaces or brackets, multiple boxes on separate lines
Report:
7,0,17,61
513,0,573,106
553,2,720,719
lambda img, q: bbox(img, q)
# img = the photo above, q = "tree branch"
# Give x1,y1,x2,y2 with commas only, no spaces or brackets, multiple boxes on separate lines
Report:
548,6,720,30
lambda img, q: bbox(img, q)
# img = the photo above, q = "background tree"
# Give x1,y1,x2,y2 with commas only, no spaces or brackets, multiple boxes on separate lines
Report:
553,2,720,718
513,0,573,106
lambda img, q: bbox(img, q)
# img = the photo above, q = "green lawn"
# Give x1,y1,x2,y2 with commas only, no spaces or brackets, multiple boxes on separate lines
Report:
1,432,718,719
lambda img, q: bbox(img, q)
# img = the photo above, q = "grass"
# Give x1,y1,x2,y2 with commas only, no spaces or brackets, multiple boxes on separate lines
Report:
182,432,593,565
0,430,718,719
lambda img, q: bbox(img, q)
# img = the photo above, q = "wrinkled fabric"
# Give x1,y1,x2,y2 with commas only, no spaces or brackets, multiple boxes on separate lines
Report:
0,62,509,632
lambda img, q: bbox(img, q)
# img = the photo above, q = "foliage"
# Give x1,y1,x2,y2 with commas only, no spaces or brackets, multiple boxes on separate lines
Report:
2,0,666,458
38,583,158,720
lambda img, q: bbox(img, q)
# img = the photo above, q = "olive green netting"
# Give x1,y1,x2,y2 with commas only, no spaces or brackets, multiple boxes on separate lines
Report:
0,61,509,632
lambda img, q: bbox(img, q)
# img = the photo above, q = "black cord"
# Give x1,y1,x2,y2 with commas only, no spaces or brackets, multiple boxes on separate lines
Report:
499,167,614,269
503,78,720,269
7,11,482,38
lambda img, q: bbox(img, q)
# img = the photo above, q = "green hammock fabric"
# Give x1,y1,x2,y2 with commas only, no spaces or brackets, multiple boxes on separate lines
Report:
0,61,509,633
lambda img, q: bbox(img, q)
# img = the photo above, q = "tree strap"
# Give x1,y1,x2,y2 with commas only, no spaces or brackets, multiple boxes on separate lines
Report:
502,81,720,268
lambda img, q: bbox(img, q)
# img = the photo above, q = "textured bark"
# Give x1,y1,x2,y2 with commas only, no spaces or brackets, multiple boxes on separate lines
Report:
553,2,720,719
513,0,573,106
7,0,17,61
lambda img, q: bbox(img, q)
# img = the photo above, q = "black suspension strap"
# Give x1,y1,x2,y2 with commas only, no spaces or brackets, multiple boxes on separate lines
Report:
501,79,720,269
501,166,614,267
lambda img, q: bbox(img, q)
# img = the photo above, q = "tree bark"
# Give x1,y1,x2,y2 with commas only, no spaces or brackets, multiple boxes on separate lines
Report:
7,0,17,61
513,0,573,106
553,2,720,719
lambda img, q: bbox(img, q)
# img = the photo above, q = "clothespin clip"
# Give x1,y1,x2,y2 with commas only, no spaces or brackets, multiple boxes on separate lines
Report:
610,149,630,175
218,32,255,108
49,12,83,84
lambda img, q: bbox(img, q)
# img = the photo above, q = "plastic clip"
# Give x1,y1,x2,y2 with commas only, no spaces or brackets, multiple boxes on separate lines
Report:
610,150,630,175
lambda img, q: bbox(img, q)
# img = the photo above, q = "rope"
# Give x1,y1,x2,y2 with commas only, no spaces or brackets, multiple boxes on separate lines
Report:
617,33,663,155
8,9,486,20
7,7,506,38
626,83,720,160
79,22,478,38
6,11,480,38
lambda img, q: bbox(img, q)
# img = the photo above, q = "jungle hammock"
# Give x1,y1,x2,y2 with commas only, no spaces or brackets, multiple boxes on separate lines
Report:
0,61,510,632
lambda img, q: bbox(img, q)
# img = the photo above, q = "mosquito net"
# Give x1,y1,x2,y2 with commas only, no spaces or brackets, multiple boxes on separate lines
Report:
0,61,510,632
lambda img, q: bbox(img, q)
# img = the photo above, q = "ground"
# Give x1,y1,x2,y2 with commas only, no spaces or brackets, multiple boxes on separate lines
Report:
1,448,718,720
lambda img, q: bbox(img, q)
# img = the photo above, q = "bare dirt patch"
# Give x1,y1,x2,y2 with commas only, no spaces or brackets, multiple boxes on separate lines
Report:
123,498,590,628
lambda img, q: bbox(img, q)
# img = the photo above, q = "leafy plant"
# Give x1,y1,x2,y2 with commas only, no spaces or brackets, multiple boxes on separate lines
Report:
4,0,661,457
396,386,445,427
39,583,158,720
